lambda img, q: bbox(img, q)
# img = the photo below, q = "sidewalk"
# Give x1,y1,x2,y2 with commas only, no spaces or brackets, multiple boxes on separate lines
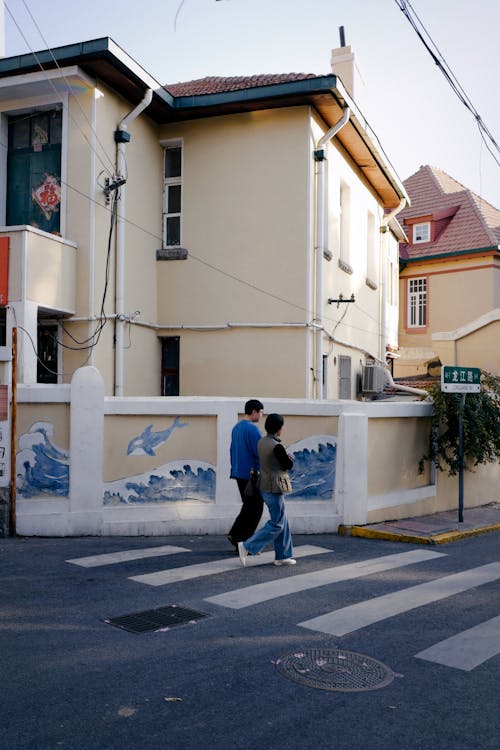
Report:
339,502,500,545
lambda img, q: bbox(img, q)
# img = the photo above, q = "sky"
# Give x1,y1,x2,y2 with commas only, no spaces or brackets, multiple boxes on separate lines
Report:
3,0,500,210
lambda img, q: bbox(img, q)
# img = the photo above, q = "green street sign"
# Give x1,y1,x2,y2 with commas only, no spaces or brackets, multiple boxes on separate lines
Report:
441,366,481,393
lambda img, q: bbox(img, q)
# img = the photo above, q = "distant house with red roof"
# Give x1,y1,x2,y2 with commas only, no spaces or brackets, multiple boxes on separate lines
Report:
395,165,500,378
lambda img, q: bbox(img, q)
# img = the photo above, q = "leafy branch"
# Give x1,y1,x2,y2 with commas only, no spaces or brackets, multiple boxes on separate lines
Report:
419,370,500,476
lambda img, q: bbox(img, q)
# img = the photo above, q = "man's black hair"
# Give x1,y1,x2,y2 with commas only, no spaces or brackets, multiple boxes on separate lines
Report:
244,399,264,415
264,413,284,434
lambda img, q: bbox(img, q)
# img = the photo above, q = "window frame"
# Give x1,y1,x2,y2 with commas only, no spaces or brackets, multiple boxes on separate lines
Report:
162,140,183,248
407,277,427,328
365,210,378,289
338,181,353,274
1,97,68,235
413,221,431,244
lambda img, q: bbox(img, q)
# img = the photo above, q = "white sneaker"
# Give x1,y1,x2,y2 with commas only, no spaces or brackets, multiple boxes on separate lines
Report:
237,541,249,567
274,558,296,566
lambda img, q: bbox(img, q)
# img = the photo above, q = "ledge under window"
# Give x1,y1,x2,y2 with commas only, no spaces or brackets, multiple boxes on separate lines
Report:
156,247,188,261
338,258,353,275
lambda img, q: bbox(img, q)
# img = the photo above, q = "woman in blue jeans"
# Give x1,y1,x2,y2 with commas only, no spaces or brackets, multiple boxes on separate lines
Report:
238,413,295,566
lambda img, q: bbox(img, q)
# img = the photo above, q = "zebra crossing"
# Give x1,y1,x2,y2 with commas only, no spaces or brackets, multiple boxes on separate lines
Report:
66,542,500,672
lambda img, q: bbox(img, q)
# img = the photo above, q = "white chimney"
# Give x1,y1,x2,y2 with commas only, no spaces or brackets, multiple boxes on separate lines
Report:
331,27,356,98
0,0,5,58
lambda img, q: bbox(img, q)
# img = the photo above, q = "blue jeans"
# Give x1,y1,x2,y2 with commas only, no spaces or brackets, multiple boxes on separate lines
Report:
243,490,293,560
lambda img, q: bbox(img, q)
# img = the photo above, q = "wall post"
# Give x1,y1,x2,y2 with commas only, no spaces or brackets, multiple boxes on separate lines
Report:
69,366,104,534
335,412,368,525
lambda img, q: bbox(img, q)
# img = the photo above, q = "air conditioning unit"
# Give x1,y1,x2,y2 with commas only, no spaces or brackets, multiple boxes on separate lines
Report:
361,365,386,394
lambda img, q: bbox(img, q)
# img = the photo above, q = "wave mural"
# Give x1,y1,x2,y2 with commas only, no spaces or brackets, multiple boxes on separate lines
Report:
16,421,335,505
103,460,216,505
17,422,70,497
287,435,336,500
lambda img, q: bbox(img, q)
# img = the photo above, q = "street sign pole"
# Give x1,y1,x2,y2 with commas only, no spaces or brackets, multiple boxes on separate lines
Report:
458,393,465,523
441,366,481,524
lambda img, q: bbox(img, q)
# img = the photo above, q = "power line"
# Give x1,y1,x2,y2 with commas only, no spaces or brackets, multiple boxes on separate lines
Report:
394,0,500,168
4,1,116,176
2,3,399,351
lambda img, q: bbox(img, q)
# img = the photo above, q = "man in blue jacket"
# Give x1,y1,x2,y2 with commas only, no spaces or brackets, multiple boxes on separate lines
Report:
227,399,264,549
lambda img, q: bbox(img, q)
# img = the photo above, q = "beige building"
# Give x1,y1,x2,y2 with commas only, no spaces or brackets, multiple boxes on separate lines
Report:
395,166,500,378
0,37,408,399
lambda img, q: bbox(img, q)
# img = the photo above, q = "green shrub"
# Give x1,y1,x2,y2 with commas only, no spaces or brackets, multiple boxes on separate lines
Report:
419,370,500,476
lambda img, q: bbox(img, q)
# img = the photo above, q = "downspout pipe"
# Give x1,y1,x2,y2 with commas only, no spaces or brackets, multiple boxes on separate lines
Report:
114,88,153,396
379,197,406,363
313,106,350,399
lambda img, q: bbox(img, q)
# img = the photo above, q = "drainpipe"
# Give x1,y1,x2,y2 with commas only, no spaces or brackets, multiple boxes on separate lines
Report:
313,107,350,399
379,197,406,363
114,88,153,396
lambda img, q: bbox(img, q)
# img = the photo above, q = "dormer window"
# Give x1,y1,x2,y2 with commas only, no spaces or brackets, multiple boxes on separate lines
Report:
413,221,430,244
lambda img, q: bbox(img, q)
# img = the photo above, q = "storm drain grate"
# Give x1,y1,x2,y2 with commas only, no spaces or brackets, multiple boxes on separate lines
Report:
104,604,210,633
275,648,396,692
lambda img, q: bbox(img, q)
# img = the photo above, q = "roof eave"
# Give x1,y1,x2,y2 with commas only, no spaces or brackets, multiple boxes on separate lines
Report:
401,244,500,263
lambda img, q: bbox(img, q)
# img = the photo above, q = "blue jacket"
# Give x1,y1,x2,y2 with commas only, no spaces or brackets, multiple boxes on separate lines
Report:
230,419,261,480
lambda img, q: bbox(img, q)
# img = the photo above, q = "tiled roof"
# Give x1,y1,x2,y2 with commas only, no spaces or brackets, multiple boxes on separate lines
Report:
164,72,320,97
398,165,500,260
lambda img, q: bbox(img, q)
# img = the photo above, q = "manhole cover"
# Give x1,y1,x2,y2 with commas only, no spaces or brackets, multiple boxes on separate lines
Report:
275,649,395,692
104,604,210,633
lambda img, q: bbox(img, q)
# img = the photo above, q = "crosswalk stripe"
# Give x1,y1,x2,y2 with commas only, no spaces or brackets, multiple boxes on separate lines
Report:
129,545,331,586
415,614,500,671
299,562,500,637
66,545,190,568
205,549,445,609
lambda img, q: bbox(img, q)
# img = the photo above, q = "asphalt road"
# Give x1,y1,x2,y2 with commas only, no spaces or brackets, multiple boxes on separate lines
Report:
1,531,499,750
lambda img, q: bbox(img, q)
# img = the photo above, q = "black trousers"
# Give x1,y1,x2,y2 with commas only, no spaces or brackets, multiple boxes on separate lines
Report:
227,478,264,544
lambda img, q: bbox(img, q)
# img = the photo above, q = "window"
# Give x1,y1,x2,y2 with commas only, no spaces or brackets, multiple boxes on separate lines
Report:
322,354,328,399
161,336,180,396
413,222,430,244
37,322,59,384
7,109,63,233
339,182,352,274
366,211,377,288
339,355,351,399
163,143,182,247
408,278,427,327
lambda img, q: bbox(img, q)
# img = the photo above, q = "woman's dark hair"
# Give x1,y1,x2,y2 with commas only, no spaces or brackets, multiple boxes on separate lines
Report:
265,413,284,435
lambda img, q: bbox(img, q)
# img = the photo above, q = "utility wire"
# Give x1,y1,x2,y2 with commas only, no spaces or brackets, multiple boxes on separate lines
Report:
2,2,401,349
394,0,500,168
4,1,116,176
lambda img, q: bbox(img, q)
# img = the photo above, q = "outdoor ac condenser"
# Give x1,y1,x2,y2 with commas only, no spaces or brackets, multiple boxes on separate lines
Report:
361,365,386,394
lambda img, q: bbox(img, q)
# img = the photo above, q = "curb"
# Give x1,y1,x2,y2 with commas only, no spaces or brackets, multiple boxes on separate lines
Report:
338,522,500,545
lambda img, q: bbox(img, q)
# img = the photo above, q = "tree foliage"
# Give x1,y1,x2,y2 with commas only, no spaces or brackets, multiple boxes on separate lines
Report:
419,370,500,476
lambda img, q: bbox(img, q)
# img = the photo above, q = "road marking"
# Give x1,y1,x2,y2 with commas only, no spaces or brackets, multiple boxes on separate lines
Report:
129,545,331,586
66,545,190,568
299,562,500,637
416,614,500,671
205,549,445,609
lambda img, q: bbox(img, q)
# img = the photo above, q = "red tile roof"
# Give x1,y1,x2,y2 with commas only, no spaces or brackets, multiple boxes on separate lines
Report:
398,165,500,260
164,72,320,97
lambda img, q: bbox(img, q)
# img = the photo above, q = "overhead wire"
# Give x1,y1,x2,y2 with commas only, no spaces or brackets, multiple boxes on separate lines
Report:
394,0,500,168
2,1,402,361
4,0,116,176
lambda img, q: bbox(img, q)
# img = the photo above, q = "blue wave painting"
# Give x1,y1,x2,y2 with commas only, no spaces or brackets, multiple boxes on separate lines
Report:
103,460,216,505
17,422,70,497
287,435,336,500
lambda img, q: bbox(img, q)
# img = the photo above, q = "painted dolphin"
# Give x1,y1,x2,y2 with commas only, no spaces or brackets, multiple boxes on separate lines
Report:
127,416,188,456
